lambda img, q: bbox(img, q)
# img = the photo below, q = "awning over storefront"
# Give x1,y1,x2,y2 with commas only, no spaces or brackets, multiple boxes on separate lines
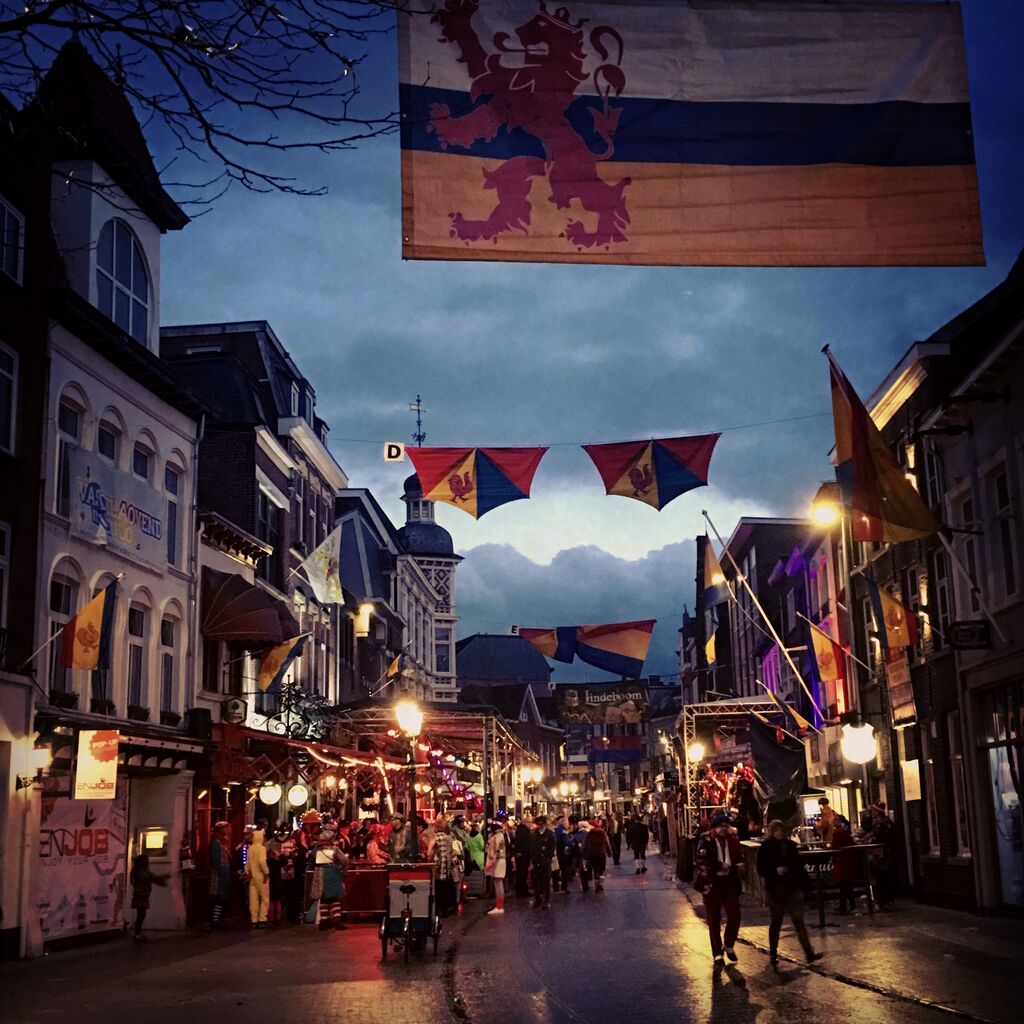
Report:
201,568,298,645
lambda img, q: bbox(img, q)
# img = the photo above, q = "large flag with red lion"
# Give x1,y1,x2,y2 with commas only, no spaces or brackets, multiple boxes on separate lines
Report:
398,0,980,266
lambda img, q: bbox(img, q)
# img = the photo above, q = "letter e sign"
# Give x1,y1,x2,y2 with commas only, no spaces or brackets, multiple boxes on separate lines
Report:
384,442,406,462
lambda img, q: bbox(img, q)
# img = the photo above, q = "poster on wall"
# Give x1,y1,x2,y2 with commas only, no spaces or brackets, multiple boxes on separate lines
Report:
885,650,917,725
74,729,119,800
67,446,166,566
35,782,128,942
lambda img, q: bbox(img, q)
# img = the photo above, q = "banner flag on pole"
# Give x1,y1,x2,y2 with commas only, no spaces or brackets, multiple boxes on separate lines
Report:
809,624,845,684
60,580,118,670
703,538,730,608
398,0,981,267
299,525,343,604
407,446,548,519
582,434,719,510
519,620,656,678
258,635,306,694
827,349,941,542
866,578,919,651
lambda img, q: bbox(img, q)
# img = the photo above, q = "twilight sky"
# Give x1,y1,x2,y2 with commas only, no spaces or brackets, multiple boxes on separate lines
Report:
153,1,1024,682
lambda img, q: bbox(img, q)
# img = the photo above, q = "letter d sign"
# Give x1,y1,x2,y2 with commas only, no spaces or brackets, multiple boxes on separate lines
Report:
384,442,405,462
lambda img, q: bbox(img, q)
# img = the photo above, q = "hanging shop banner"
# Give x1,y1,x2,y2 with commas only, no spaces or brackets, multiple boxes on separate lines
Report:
67,446,165,566
557,682,649,726
35,783,129,942
398,0,980,266
73,729,119,800
885,649,917,725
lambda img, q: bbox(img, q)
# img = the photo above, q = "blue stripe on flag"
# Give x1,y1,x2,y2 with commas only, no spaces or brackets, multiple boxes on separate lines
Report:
400,86,975,168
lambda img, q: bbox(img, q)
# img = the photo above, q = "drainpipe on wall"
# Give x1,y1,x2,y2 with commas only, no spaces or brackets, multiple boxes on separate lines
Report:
186,414,205,714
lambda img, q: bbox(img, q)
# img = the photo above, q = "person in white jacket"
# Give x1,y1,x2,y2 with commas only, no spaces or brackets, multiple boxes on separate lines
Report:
484,821,509,915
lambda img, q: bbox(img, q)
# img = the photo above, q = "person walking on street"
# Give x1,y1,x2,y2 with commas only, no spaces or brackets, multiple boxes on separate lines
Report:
208,820,232,930
530,815,555,908
433,819,459,918
246,827,270,928
569,817,591,891
513,820,533,897
485,821,509,914
582,820,613,891
129,852,166,943
626,813,650,874
694,811,744,964
608,812,623,865
868,803,897,909
311,823,348,930
756,820,823,966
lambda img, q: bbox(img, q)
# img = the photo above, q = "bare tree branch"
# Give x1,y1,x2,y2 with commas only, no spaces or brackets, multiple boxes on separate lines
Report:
0,0,422,207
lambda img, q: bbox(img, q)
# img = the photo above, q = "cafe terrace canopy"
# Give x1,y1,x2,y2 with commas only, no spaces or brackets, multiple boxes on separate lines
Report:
201,568,299,646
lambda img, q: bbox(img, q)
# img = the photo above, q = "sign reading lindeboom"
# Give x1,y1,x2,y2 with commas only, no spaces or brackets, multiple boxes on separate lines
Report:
68,447,165,565
74,729,119,800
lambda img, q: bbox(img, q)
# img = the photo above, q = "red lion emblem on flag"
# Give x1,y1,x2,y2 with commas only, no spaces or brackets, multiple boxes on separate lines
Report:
428,0,630,250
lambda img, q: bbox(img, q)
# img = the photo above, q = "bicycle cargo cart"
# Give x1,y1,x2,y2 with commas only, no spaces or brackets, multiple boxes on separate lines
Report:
379,864,441,962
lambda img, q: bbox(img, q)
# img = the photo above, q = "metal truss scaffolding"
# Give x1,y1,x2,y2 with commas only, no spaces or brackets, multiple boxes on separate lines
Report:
676,699,781,837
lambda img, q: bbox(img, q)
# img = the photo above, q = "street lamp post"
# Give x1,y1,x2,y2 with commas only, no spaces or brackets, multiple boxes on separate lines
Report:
395,700,424,859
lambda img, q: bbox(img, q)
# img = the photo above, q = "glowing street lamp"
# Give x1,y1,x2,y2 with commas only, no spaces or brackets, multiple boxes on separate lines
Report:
258,782,282,805
287,783,309,807
841,721,878,764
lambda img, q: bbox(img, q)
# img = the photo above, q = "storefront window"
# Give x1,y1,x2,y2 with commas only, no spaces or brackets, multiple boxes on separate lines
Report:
980,680,1024,906
920,728,941,855
948,711,971,856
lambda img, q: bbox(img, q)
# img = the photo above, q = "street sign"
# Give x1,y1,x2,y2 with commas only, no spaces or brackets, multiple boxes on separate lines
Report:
949,620,992,650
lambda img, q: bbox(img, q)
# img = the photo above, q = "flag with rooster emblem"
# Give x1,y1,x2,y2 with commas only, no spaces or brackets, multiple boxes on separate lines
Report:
582,434,720,510
865,577,919,651
406,446,548,519
60,579,118,670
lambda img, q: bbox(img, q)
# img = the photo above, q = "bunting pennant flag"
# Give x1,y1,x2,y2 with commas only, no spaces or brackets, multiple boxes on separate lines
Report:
258,635,306,694
299,525,343,604
827,349,941,542
865,578,919,652
582,434,720,510
809,625,846,684
398,0,980,267
519,620,656,678
761,684,814,736
60,580,118,670
703,538,729,607
406,446,548,519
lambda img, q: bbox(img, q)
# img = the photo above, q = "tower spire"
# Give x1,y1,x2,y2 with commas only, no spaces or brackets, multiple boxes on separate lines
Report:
409,395,426,447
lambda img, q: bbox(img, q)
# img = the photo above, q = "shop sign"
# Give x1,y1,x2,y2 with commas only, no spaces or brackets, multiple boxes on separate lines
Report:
885,650,917,725
35,781,128,941
74,729,119,800
901,759,922,801
949,620,992,650
67,446,165,566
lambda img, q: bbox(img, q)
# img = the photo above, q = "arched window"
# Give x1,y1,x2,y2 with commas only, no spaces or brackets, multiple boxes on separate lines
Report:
97,219,149,344
48,570,80,694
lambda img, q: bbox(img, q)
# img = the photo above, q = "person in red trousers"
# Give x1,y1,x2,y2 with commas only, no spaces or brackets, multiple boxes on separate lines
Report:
693,812,745,964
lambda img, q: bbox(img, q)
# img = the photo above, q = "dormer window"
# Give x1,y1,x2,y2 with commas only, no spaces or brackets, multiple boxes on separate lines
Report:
97,219,149,344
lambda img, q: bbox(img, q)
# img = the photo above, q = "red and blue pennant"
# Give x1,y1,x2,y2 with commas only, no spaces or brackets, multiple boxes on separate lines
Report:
583,434,720,510
406,446,548,519
519,620,655,678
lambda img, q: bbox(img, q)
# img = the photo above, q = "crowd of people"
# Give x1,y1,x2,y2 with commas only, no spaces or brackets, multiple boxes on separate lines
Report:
188,808,659,937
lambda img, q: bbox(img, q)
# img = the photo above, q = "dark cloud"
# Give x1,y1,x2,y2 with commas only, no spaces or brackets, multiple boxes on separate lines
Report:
455,540,695,682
